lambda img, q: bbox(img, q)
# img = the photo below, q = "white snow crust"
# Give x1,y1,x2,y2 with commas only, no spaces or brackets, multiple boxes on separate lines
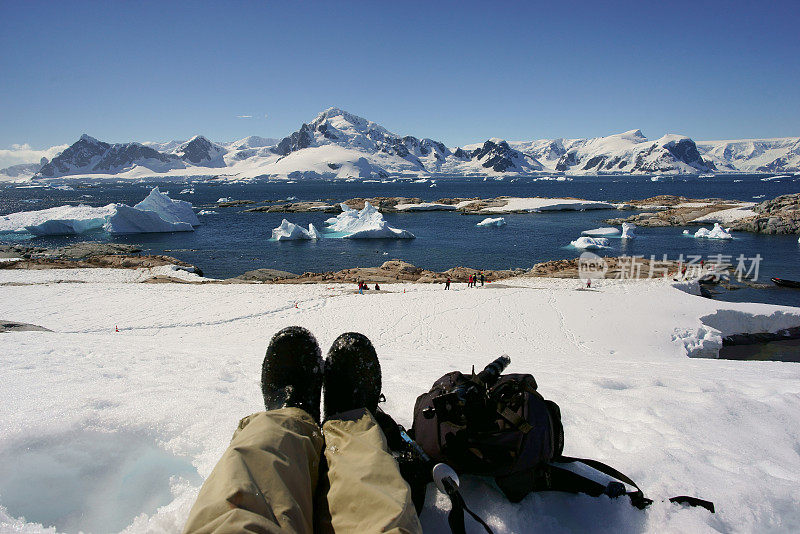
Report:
1,272,799,533
483,198,615,213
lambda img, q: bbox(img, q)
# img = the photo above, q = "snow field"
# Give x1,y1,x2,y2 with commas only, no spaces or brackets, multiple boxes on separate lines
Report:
1,274,799,532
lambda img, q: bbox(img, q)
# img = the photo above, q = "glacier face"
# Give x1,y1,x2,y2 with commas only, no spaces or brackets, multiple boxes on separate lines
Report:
3,108,798,181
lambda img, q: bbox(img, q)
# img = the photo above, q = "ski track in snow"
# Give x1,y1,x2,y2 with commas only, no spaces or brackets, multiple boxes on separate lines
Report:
1,271,800,533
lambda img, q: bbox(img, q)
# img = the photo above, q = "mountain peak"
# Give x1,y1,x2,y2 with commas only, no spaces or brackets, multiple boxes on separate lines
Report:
620,129,646,140
79,134,100,144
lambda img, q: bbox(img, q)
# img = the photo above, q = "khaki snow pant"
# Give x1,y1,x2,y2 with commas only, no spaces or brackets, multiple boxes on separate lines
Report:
182,407,422,534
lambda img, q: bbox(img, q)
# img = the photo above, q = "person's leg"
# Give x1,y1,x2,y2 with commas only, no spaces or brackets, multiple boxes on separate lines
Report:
320,409,421,534
183,326,325,534
316,333,422,534
183,409,323,534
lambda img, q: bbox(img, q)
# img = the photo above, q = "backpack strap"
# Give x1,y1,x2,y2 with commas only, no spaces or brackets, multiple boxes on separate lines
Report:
551,456,714,513
551,456,653,509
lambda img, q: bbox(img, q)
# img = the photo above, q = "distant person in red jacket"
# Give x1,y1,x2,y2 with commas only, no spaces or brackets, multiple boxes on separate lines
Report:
445,277,451,290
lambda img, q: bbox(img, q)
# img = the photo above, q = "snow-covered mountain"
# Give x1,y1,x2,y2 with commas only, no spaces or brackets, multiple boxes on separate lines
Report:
695,137,800,173
509,130,713,174
7,108,797,182
174,136,227,167
37,135,186,178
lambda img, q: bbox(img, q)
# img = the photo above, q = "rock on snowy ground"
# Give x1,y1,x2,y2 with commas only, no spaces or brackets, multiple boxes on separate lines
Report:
0,270,799,533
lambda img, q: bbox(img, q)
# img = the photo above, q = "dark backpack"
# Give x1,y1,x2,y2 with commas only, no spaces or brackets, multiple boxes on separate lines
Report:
409,368,715,513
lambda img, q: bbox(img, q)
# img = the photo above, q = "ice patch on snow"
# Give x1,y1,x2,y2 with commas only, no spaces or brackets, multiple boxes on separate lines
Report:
570,236,610,249
694,223,733,240
476,217,506,227
0,430,200,534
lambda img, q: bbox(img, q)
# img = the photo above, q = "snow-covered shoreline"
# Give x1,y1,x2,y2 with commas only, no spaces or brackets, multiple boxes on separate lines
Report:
1,268,800,533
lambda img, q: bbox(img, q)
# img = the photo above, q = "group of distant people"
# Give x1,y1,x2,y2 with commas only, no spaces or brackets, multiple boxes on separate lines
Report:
443,272,484,290
467,272,484,288
358,281,380,294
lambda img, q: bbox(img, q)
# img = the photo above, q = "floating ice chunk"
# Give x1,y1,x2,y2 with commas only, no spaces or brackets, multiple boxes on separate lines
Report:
621,222,636,239
694,223,733,240
570,236,610,249
307,223,320,239
1,189,200,236
326,202,414,239
217,197,232,202
683,229,690,234
197,210,217,215
476,217,506,227
180,188,195,194
581,227,620,236
0,204,117,236
271,219,317,240
104,205,195,234
134,187,200,226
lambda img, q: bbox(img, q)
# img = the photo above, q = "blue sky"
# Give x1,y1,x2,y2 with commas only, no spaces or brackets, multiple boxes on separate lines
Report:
1,0,798,155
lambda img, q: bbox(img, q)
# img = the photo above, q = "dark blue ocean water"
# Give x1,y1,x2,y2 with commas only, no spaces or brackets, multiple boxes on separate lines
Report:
2,174,799,306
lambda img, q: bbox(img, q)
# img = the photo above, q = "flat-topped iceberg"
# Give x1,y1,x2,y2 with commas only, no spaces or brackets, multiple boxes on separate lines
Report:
0,187,200,237
570,236,610,249
476,217,506,227
325,202,414,239
581,227,620,236
694,223,733,240
271,220,320,241
1,204,117,236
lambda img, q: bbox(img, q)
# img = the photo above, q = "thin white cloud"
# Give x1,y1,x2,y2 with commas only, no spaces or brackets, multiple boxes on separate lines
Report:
237,115,253,119
0,143,69,169
264,113,269,119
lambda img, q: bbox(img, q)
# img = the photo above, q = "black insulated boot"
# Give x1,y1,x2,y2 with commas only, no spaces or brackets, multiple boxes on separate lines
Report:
261,326,323,423
323,332,382,419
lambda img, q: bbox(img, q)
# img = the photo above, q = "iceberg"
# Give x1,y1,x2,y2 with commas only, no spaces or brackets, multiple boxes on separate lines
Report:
0,188,200,237
325,202,414,239
271,219,319,241
694,223,733,240
621,222,636,239
476,217,506,227
104,205,194,234
570,236,610,250
134,187,200,226
0,204,117,236
581,227,620,236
